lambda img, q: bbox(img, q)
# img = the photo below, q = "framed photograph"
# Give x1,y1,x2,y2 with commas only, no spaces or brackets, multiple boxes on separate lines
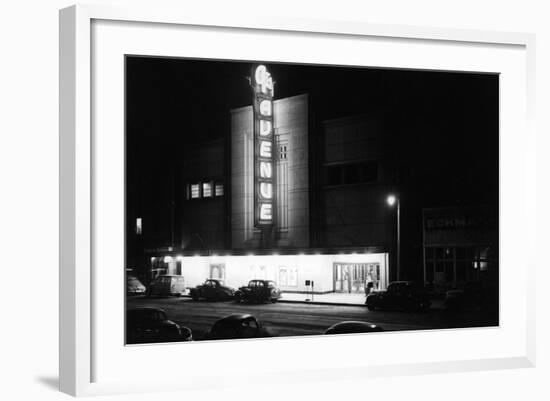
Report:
60,4,536,397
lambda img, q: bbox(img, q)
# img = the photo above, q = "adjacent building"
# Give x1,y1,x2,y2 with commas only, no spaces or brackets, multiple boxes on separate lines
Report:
423,206,498,293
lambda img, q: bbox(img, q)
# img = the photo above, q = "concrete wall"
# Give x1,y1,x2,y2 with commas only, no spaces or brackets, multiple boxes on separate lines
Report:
179,139,227,251
320,115,392,250
321,185,391,248
323,116,384,163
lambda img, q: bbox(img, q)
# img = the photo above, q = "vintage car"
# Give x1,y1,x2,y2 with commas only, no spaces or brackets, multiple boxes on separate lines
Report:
234,280,281,303
189,279,235,301
365,281,431,312
147,274,186,297
203,314,271,340
126,274,146,295
126,307,192,344
324,321,384,335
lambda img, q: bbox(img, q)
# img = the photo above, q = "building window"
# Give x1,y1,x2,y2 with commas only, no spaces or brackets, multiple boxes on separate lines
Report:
135,217,142,235
202,182,213,198
190,183,200,199
323,161,378,186
325,165,342,186
279,144,287,160
188,180,223,199
215,182,224,197
358,161,378,182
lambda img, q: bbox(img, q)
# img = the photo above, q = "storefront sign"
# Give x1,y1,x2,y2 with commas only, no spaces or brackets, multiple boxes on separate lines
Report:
425,216,482,230
252,64,275,227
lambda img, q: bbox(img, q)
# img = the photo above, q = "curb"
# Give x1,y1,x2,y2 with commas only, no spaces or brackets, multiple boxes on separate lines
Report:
278,299,446,310
278,299,367,307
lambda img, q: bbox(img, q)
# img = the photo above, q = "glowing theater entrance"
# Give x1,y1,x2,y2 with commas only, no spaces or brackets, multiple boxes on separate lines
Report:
178,253,388,295
334,262,382,293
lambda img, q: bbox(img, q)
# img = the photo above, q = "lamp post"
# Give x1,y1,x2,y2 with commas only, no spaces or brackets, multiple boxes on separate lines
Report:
387,194,400,281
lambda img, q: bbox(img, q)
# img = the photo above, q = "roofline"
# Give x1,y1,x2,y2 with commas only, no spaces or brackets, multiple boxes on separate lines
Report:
230,93,309,114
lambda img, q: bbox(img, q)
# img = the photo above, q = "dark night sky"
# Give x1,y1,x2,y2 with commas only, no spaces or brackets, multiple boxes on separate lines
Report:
126,56,499,232
126,57,498,143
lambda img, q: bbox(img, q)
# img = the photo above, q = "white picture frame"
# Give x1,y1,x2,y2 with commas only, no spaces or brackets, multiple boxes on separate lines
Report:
59,4,536,397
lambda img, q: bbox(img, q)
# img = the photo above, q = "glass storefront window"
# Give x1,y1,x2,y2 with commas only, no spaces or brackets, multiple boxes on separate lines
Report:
279,268,288,286
278,266,297,287
289,268,297,286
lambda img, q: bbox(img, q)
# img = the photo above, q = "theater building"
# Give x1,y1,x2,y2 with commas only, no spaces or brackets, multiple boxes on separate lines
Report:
143,65,395,295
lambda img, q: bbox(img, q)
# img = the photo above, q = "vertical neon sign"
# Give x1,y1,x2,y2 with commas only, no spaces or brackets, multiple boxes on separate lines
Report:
252,64,275,229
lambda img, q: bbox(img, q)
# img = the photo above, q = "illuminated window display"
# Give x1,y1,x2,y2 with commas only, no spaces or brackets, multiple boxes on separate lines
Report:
190,184,200,199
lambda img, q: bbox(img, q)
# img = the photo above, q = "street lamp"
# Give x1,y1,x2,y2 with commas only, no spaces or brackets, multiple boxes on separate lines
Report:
387,194,400,281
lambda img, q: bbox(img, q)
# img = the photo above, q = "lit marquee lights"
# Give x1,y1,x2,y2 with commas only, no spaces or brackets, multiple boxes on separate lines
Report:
252,64,275,227
259,100,272,116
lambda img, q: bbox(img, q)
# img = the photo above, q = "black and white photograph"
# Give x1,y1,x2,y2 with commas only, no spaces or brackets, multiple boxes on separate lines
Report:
125,56,499,344
4,0,549,399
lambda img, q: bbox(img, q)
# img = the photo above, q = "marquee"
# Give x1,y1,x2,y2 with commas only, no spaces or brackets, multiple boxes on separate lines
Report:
252,65,275,228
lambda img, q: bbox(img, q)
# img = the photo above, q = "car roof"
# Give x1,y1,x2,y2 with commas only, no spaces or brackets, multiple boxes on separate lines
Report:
217,313,254,322
128,307,165,313
325,321,383,333
329,321,379,329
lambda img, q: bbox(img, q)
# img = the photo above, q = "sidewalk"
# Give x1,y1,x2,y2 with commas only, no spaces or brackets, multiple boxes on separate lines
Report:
279,292,446,309
280,292,366,306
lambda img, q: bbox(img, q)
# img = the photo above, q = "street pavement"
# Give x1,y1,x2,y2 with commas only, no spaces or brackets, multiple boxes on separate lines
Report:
127,295,498,341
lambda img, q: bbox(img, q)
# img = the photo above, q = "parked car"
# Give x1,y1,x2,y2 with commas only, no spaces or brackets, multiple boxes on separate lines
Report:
126,274,146,295
234,280,281,303
365,281,431,312
126,307,192,344
189,279,235,301
147,275,186,297
324,321,384,335
203,314,271,340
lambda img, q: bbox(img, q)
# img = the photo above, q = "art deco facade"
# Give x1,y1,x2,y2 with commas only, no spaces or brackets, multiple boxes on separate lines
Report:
139,91,393,294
